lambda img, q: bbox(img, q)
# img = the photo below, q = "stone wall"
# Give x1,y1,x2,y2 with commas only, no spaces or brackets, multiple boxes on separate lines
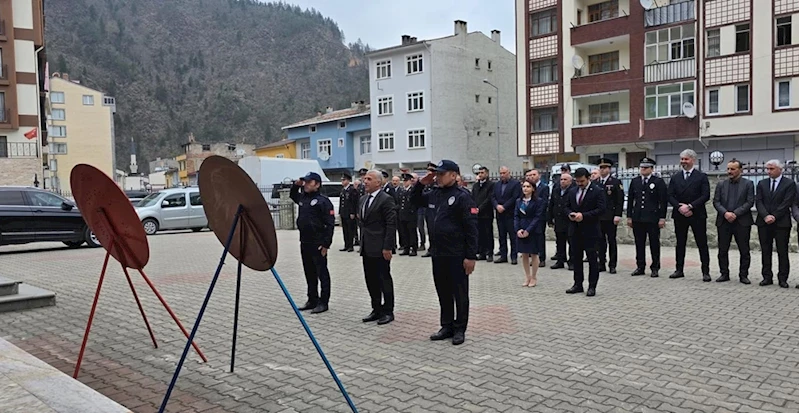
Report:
0,158,42,186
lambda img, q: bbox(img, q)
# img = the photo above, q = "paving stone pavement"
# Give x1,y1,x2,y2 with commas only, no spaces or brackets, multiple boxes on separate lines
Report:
3,229,799,412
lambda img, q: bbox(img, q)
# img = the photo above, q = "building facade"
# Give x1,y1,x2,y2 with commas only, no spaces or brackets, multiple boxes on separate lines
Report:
367,20,518,175
0,0,47,186
175,134,255,186
254,139,297,159
517,0,799,169
44,75,116,190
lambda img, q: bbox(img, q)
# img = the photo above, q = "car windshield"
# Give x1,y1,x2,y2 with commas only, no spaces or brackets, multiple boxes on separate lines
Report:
137,193,162,207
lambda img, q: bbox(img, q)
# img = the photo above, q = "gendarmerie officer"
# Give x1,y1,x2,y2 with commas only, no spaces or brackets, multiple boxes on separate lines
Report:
593,158,624,274
339,173,359,252
411,160,478,346
289,172,335,314
398,173,418,256
627,157,668,278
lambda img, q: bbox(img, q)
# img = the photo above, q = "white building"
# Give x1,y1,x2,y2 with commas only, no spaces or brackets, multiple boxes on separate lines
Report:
367,20,518,174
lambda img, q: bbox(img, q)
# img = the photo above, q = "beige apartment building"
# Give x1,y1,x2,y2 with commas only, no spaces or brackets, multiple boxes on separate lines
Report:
44,74,116,190
0,0,47,186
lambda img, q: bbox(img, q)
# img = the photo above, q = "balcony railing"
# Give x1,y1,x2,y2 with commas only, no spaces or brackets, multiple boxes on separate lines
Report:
644,0,695,28
0,141,39,158
644,58,696,83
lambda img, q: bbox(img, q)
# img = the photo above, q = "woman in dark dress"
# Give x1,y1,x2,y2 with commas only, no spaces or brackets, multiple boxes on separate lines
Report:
515,179,546,287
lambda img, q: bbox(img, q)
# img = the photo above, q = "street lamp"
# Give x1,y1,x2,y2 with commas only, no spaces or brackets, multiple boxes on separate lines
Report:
709,151,724,170
482,79,500,169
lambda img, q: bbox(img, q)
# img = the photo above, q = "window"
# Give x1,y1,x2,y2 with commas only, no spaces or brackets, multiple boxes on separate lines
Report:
50,92,65,104
735,24,750,53
407,129,425,149
227,144,236,151
488,97,493,104
82,95,95,105
588,0,618,23
777,16,792,47
406,54,423,74
0,136,5,157
644,81,694,119
645,24,694,63
531,59,558,84
50,125,66,137
162,193,187,208
778,81,791,108
487,60,493,71
378,132,394,151
103,96,115,106
376,59,392,79
532,108,558,132
317,139,332,156
588,102,620,124
736,84,749,113
708,89,719,114
377,96,393,115
488,132,494,137
337,138,345,148
530,9,557,36
309,125,317,133
475,95,480,103
49,142,67,154
360,135,371,155
0,190,24,205
189,193,202,206
588,51,619,74
201,144,211,151
706,29,720,57
475,58,480,68
300,142,310,159
51,109,65,121
28,191,65,207
407,91,424,112
338,120,346,129
49,159,57,172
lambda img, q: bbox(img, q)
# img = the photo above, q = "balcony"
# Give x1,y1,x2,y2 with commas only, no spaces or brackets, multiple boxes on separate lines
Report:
570,0,631,46
572,90,630,128
570,35,631,94
644,0,695,28
0,141,39,158
644,58,696,83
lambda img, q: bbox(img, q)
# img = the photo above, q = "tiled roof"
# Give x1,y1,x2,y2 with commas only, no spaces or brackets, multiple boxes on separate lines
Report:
281,105,370,130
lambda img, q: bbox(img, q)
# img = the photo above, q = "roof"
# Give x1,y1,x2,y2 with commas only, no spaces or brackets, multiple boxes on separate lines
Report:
281,105,370,130
256,140,294,150
366,35,454,57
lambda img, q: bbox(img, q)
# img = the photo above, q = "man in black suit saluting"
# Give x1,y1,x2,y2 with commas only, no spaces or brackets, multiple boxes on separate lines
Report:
564,168,606,297
755,159,796,288
667,149,711,281
713,159,754,284
358,169,398,324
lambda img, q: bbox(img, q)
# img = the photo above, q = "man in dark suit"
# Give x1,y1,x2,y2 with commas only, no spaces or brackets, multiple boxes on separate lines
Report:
756,159,796,288
593,158,624,274
564,168,606,297
492,166,522,264
397,173,418,256
627,157,668,277
339,173,359,252
713,159,754,284
354,168,369,247
548,173,574,270
472,166,495,261
667,149,711,281
526,168,549,267
357,169,397,325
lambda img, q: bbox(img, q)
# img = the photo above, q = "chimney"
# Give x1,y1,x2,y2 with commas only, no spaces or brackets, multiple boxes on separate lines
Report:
454,20,467,36
401,35,411,45
325,106,333,113
351,101,358,108
410,37,417,43
491,30,501,43
62,73,70,81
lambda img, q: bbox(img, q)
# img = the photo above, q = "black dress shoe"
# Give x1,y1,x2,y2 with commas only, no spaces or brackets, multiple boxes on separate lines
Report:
740,276,751,285
485,256,493,263
511,259,518,265
362,311,380,322
409,251,417,257
399,250,409,256
609,268,617,274
422,252,432,257
716,275,730,282
550,262,565,269
586,288,596,297
476,254,485,261
566,285,584,294
494,257,508,264
430,328,454,341
779,281,790,288
377,314,394,325
567,263,574,271
598,265,607,273
339,247,349,252
702,273,711,282
299,301,317,311
347,248,354,252
310,303,328,314
419,245,426,251
669,271,685,279
650,270,659,278
452,331,465,345
354,240,360,246
550,255,558,261
760,279,773,286
631,268,645,276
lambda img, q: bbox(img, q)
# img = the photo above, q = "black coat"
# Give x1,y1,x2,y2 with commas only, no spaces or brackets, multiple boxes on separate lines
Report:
397,186,417,222
471,180,495,219
564,184,606,238
339,184,359,216
411,182,478,259
713,177,754,227
668,169,710,220
357,190,397,256
492,179,521,218
627,175,668,223
547,185,574,232
593,176,624,221
755,176,796,228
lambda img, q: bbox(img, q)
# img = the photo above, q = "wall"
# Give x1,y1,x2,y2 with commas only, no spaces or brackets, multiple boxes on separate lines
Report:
515,0,528,156
0,157,38,185
287,115,368,171
254,143,296,158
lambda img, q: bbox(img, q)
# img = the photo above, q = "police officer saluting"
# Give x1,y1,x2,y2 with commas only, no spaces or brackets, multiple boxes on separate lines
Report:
594,158,624,274
411,160,479,345
289,172,336,314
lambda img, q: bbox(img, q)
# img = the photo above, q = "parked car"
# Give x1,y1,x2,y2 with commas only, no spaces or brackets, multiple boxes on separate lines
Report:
135,187,207,235
125,190,150,207
0,186,100,248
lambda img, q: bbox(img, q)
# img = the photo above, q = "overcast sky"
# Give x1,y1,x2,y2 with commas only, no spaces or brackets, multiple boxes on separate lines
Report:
285,0,516,52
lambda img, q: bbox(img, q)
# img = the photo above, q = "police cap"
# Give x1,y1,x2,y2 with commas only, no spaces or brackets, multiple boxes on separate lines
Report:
560,163,571,172
434,159,460,174
381,170,390,178
341,173,353,181
639,157,656,168
302,172,322,183
401,173,413,181
598,158,614,168
358,168,368,175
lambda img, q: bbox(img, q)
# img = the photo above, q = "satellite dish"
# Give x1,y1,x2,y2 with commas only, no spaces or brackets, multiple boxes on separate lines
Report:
639,0,654,10
682,101,696,119
571,55,585,70
318,150,330,161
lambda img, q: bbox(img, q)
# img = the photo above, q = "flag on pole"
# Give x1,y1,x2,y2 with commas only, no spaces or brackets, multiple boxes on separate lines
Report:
24,128,37,140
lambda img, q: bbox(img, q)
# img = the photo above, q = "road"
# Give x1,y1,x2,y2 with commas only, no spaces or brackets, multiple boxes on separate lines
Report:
2,229,799,412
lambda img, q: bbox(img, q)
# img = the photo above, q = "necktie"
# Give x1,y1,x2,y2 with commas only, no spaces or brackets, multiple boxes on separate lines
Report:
364,195,373,215
644,178,648,186
685,171,691,180
771,179,777,193
578,189,585,205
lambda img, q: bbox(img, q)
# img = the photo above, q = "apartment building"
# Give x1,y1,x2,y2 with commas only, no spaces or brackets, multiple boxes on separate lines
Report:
0,0,47,186
517,0,799,169
367,20,518,174
176,134,255,185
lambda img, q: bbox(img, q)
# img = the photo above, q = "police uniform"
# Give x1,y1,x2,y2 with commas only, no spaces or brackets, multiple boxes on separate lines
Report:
410,160,478,345
398,173,418,256
289,172,336,313
422,162,438,257
339,173,359,252
593,158,624,274
627,157,668,277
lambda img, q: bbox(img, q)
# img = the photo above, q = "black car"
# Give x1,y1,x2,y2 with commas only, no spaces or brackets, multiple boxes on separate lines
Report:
0,186,100,248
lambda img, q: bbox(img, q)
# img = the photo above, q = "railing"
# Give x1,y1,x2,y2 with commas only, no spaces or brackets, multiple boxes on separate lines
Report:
644,58,696,83
0,141,39,158
644,0,695,27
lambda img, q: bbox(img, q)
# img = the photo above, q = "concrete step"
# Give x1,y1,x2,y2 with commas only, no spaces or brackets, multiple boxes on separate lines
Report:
0,277,55,313
0,279,20,296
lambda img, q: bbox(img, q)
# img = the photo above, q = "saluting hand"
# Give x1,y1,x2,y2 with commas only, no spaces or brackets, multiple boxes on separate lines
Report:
420,172,435,186
463,259,475,275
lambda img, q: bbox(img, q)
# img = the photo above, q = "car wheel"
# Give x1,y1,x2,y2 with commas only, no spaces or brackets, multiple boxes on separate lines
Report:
84,228,101,248
142,218,159,235
191,227,203,232
63,240,84,248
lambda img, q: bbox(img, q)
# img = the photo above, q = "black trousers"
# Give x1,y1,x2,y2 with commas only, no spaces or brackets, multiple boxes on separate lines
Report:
341,215,356,249
399,220,417,252
717,222,751,277
554,230,570,263
417,214,426,247
632,221,660,270
432,256,469,332
477,217,494,257
597,220,618,268
425,213,435,254
398,219,407,250
362,256,394,315
674,216,710,274
758,225,790,282
496,213,517,257
300,244,331,304
571,233,599,289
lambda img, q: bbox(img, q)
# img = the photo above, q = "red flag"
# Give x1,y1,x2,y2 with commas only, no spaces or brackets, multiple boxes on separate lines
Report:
24,128,37,140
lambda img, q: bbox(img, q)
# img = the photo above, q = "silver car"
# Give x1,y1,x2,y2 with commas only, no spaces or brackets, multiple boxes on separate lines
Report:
135,187,207,235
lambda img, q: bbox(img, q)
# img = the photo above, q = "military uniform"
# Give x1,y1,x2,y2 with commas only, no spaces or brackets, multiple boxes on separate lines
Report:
339,173,359,252
289,172,336,313
593,158,625,274
627,157,668,277
398,174,418,256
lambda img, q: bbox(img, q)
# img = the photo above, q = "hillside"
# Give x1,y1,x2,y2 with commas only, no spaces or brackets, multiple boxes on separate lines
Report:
44,0,371,172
